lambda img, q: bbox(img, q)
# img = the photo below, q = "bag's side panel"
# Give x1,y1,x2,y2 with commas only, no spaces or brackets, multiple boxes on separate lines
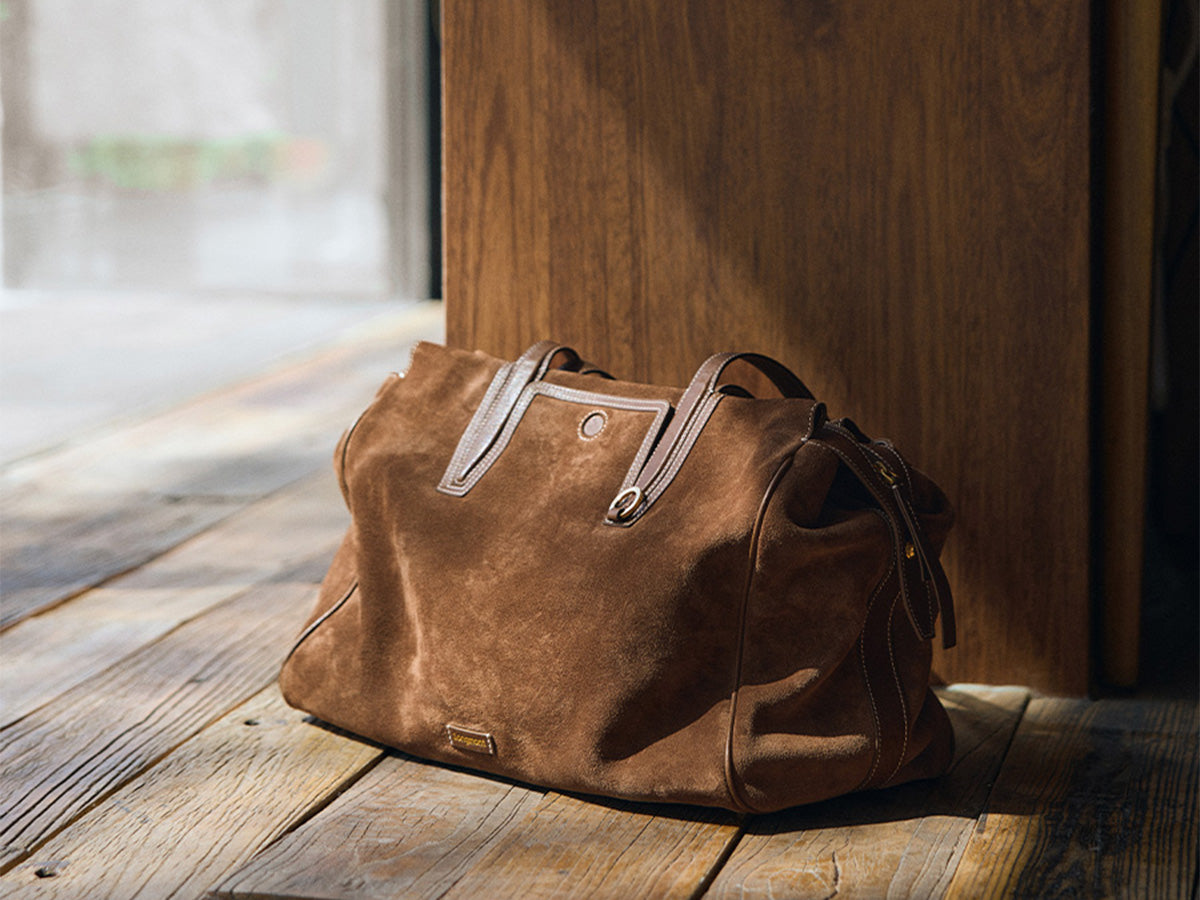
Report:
279,343,506,744
729,439,958,810
730,441,896,812
278,527,370,722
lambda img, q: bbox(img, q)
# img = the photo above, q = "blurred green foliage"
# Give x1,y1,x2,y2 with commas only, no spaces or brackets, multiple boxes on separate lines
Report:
67,133,329,191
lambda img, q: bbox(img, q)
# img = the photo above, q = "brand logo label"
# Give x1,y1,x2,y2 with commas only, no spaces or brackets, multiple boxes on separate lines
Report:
446,724,496,755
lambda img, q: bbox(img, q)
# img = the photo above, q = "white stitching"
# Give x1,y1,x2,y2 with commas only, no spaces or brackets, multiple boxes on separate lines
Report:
646,394,723,500
608,391,724,526
438,382,672,497
441,362,513,485
805,401,820,438
869,442,937,630
856,551,896,790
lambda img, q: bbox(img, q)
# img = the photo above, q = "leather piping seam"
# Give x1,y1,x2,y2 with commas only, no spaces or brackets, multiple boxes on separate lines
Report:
337,411,369,507
723,452,796,814
608,392,725,527
437,383,672,498
337,375,400,507
283,581,359,665
883,592,911,783
855,548,897,791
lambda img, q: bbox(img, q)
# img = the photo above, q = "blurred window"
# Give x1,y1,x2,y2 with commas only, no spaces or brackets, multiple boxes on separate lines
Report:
1,0,431,296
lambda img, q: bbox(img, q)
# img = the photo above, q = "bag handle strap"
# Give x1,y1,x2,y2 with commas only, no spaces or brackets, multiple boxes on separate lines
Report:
689,351,814,399
531,342,614,380
605,352,814,524
439,341,609,493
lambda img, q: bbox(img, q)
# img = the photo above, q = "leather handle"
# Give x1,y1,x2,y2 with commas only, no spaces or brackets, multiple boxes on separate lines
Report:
607,351,813,524
690,351,814,400
530,342,614,380
531,342,580,378
439,341,611,494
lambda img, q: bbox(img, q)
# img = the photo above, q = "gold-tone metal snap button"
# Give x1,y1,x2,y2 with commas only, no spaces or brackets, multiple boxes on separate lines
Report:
579,410,608,440
606,486,644,522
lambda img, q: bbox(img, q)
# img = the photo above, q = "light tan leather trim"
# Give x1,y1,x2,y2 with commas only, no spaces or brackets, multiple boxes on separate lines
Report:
437,382,671,498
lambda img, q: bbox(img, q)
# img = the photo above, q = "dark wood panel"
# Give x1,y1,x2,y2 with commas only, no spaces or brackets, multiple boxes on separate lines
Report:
443,1,1093,692
1099,0,1163,687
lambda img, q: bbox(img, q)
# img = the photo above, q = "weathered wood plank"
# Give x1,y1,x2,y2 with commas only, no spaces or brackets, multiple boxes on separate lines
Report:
214,756,740,900
0,303,442,630
0,496,239,630
0,472,345,727
0,579,316,866
214,755,545,900
439,792,738,900
706,685,1030,900
943,697,1199,899
0,685,381,900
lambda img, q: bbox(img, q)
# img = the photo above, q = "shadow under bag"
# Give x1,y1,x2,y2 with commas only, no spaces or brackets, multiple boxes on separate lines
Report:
280,340,958,813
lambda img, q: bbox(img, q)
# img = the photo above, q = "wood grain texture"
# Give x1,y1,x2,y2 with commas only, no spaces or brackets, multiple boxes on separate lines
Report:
0,304,442,630
442,1,1093,692
0,472,345,727
437,791,738,900
0,495,238,630
943,697,1199,899
0,579,315,866
215,756,544,900
707,685,1029,899
214,754,739,900
0,686,381,900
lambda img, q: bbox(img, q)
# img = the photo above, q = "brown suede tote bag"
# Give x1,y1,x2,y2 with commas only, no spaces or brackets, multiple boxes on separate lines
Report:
280,340,957,813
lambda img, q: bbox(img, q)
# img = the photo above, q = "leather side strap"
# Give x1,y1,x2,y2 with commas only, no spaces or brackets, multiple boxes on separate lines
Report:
810,421,956,649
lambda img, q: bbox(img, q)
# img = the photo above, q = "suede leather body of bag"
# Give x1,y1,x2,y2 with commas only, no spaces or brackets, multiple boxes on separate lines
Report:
280,340,958,813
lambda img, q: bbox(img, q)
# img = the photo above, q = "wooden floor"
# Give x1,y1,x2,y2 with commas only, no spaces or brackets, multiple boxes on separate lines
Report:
0,307,1196,899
